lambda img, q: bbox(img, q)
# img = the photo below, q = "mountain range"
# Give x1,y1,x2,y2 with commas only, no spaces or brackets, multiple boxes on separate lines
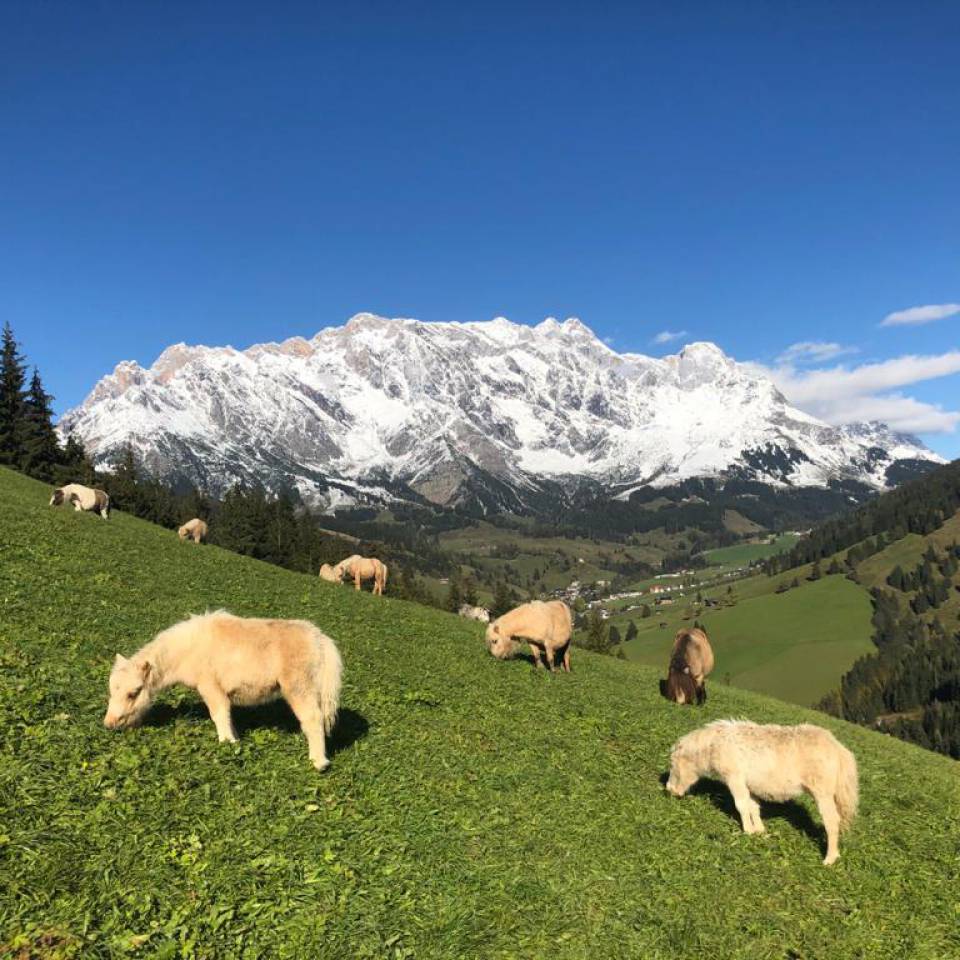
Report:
59,314,943,513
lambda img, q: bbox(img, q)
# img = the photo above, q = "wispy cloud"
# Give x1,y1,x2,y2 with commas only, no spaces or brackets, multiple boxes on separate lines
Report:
775,341,859,365
750,350,960,435
880,303,960,327
652,329,688,345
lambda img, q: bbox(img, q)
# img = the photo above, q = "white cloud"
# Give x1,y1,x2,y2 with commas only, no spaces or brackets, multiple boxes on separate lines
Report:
776,341,859,365
652,329,688,344
881,303,960,327
753,350,960,435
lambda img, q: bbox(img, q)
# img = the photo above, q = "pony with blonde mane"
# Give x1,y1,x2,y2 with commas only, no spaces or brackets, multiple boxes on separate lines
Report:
318,563,340,583
333,555,388,595
485,600,573,672
104,610,343,771
665,719,859,865
178,518,208,543
660,627,714,705
50,483,110,519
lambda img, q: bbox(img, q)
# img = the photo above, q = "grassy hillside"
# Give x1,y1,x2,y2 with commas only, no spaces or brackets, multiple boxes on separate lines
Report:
1,466,958,960
621,575,875,706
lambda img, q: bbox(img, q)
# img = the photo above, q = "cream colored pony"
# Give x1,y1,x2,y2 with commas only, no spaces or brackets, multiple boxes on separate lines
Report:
666,719,859,865
177,518,208,543
334,555,388,595
50,483,110,519
318,563,340,583
485,600,573,672
104,610,343,771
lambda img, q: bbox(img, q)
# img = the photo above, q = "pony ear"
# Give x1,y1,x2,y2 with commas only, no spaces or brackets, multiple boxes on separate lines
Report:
140,661,152,680
114,653,128,668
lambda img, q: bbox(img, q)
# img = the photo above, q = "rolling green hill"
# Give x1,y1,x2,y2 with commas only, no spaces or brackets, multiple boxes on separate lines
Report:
1,466,958,959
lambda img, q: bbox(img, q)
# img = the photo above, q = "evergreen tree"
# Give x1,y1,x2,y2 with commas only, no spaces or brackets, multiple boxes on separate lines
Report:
808,560,822,581
59,432,95,484
827,557,843,575
625,620,639,643
0,321,27,466
640,603,652,619
490,580,513,619
462,576,479,607
19,369,62,481
584,608,608,652
608,624,621,647
445,577,463,612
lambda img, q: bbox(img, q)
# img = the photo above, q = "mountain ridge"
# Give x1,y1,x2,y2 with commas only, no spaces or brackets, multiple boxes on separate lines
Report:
60,314,943,513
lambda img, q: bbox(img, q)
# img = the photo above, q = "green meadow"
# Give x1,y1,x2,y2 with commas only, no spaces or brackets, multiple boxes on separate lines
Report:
1,467,958,959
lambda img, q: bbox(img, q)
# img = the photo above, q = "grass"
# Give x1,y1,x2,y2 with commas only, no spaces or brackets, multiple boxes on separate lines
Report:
1,466,959,959
701,533,800,569
621,576,876,706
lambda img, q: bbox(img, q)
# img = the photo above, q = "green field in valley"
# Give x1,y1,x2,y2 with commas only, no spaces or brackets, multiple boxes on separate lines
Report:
1,466,958,959
700,532,801,569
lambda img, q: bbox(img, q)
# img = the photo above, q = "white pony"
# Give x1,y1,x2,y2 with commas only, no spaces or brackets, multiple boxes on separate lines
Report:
458,604,490,623
666,720,859,865
104,611,343,771
50,483,110,519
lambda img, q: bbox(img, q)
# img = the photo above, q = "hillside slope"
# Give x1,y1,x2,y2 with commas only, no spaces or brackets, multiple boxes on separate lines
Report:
0,467,957,959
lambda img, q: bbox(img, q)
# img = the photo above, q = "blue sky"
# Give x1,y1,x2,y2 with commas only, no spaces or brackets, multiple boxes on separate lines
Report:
1,1,958,457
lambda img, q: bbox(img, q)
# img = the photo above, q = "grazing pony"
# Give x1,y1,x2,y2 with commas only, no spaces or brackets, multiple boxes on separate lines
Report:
665,719,859,865
485,600,573,672
177,518,208,543
318,563,340,583
49,483,110,519
334,555,388,595
660,628,714,705
458,604,490,623
104,610,343,771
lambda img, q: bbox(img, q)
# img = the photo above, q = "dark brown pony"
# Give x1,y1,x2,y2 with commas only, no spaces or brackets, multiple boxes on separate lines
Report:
659,628,715,705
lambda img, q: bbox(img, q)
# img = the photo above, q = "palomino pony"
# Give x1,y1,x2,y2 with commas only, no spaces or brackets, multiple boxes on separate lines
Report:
665,719,859,865
318,563,340,583
485,600,573,672
660,627,714,705
334,555,388,595
178,518,208,543
104,610,343,771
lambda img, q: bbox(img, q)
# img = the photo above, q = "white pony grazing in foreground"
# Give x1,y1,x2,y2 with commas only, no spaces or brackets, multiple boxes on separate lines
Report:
666,720,859,865
485,600,573,672
104,610,343,771
50,483,110,519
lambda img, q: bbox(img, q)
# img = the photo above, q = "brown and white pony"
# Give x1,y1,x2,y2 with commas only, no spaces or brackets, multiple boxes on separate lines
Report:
660,627,714,705
334,555,388,595
50,483,110,519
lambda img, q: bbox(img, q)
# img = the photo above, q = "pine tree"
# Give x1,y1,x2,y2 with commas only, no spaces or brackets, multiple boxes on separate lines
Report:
640,603,652,618
491,580,513,619
608,624,621,647
59,432,95,484
584,608,608,652
0,322,27,466
625,620,639,642
445,577,463,612
462,576,479,607
808,560,822,581
19,368,62,481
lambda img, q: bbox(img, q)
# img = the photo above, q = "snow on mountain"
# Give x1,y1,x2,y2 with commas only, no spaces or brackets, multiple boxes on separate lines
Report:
58,314,944,512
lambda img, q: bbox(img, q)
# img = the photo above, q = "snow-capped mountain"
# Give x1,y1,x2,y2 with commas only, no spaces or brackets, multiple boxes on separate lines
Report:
59,314,943,512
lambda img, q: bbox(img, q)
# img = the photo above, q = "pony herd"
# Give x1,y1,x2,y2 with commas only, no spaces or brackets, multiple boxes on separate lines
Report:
52,480,859,865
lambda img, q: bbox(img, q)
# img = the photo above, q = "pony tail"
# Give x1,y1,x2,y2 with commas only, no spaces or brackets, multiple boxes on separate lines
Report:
313,629,343,735
834,744,859,831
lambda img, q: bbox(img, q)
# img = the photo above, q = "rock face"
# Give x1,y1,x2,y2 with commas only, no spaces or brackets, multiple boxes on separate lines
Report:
59,314,943,512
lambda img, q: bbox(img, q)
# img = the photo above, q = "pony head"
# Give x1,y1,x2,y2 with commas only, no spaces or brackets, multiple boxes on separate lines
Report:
665,740,700,797
103,654,156,730
485,621,514,660
49,488,64,507
662,668,699,705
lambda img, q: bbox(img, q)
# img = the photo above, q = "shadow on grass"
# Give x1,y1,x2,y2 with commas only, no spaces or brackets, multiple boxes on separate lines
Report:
143,701,369,757
657,773,824,851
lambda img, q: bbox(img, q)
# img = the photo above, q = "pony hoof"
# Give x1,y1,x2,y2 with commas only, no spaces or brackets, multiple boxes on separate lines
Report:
312,758,331,772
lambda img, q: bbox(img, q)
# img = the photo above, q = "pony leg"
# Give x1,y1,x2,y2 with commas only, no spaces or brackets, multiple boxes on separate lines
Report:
284,689,330,771
354,571,361,591
728,777,764,834
544,646,556,673
562,646,571,673
697,682,707,705
528,642,544,669
198,684,237,743
815,792,841,865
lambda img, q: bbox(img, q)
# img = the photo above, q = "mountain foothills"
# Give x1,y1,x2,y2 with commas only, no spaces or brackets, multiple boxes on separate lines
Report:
60,314,941,517
763,458,960,757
